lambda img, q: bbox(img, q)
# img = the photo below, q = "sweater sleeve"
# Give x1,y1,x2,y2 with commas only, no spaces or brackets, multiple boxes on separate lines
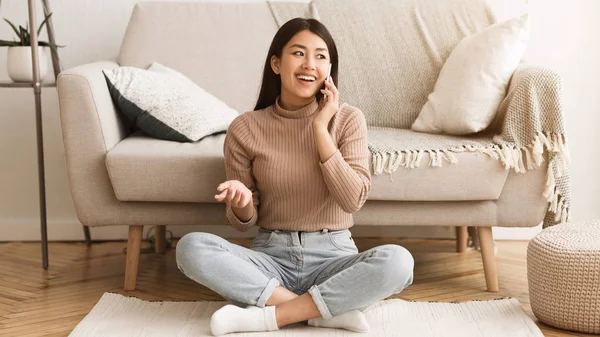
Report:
319,107,371,213
223,115,260,231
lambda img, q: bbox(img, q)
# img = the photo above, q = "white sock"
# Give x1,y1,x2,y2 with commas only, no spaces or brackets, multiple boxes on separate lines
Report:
210,305,279,336
308,310,370,332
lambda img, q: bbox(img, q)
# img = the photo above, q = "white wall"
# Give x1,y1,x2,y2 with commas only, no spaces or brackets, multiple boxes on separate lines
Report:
0,0,598,242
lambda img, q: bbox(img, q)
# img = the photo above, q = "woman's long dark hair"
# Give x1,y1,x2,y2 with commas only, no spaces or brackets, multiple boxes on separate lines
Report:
254,18,339,111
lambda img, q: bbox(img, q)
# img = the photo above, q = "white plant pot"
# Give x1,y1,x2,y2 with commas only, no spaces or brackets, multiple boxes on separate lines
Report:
7,46,49,82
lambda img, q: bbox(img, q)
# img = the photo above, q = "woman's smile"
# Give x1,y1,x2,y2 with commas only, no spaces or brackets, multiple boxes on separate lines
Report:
294,76,318,92
296,76,316,86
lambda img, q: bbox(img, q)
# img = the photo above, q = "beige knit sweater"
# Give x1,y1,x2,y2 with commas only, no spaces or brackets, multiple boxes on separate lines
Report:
223,97,371,232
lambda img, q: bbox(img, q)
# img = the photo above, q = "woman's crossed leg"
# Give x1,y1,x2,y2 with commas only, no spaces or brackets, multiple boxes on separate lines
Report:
177,233,413,335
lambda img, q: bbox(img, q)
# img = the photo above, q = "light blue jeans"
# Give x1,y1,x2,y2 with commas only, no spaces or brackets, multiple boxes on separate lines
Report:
176,228,414,318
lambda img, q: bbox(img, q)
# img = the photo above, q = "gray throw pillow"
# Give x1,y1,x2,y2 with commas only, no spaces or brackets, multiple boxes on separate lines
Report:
103,62,239,142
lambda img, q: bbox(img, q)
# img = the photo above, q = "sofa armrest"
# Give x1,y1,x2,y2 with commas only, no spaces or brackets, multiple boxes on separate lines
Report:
58,61,126,151
57,61,126,225
489,63,564,143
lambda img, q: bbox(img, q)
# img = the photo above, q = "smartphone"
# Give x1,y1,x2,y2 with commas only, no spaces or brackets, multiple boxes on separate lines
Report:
324,63,332,101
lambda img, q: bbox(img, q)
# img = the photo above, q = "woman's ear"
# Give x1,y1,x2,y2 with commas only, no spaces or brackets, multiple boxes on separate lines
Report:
270,55,280,75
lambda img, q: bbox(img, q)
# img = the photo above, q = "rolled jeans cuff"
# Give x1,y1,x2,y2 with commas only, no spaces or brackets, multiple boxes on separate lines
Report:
256,278,280,307
308,285,333,319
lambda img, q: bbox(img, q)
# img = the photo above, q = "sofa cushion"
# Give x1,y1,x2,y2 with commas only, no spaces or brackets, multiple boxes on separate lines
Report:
370,151,509,201
412,13,530,135
368,128,510,201
107,130,509,203
103,63,239,142
106,132,227,203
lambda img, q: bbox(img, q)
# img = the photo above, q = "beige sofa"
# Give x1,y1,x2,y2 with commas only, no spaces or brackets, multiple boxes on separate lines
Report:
57,1,554,292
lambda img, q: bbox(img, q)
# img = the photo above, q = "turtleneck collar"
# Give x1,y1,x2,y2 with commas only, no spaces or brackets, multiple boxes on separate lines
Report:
273,96,319,119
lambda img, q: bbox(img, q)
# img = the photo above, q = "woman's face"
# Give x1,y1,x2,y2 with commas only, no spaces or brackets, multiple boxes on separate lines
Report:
271,30,331,109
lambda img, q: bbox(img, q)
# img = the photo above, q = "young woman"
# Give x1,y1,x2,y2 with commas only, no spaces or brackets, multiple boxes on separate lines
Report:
176,18,414,336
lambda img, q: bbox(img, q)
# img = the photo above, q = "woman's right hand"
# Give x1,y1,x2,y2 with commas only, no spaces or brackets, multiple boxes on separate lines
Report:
214,180,252,209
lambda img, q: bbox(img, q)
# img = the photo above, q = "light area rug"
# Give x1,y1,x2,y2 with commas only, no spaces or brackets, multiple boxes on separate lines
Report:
69,292,543,337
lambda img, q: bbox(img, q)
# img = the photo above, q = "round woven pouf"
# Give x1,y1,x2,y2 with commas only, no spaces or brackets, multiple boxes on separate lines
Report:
527,220,600,334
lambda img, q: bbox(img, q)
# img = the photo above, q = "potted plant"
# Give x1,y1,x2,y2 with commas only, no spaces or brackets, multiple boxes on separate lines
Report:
0,13,63,82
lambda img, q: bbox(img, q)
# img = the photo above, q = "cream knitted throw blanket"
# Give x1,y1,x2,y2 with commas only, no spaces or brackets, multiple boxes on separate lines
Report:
268,0,571,227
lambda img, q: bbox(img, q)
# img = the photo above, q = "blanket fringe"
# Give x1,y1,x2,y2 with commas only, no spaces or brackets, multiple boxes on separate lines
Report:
372,131,569,177
371,131,571,222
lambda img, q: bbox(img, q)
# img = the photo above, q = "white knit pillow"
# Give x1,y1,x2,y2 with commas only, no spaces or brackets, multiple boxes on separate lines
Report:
411,13,530,135
103,62,239,142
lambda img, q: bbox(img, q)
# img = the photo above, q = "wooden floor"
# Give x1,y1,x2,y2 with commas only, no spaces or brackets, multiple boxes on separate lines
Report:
0,237,594,337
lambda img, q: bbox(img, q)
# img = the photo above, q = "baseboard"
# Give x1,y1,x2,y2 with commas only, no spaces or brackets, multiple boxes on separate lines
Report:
492,225,542,240
1,218,541,242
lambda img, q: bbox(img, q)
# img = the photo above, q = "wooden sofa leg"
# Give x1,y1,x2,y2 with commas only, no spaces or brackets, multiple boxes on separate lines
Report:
478,227,499,292
124,225,143,291
456,226,468,253
155,225,166,254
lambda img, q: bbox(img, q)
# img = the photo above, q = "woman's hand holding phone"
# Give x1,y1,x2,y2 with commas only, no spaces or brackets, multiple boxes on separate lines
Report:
214,180,252,209
315,63,339,128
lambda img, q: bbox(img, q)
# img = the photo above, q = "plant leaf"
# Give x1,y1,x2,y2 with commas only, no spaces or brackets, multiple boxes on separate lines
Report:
38,40,65,48
37,12,53,37
3,18,21,40
0,40,21,47
38,40,65,54
20,26,31,45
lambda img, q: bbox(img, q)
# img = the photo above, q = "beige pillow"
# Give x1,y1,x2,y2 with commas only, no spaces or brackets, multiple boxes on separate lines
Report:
411,13,530,135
